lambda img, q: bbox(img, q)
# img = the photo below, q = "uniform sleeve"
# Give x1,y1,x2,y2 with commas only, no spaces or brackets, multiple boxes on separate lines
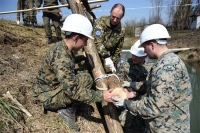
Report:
111,34,124,65
126,65,177,119
92,18,109,57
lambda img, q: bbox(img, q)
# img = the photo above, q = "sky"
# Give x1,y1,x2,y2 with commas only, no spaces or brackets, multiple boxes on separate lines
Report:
0,0,171,25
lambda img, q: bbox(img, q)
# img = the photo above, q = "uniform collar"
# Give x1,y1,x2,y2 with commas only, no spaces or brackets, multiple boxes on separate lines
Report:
155,49,173,64
105,16,122,31
61,40,69,50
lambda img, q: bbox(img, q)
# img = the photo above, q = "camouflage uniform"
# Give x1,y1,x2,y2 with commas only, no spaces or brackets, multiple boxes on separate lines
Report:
31,0,37,25
126,50,192,133
92,16,125,68
35,0,67,38
116,58,148,84
32,41,104,111
21,0,34,25
116,58,149,133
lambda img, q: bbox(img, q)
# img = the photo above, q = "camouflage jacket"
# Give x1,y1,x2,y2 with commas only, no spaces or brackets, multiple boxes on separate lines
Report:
127,50,193,132
116,58,149,95
34,41,103,104
35,0,67,13
116,58,148,82
92,16,125,65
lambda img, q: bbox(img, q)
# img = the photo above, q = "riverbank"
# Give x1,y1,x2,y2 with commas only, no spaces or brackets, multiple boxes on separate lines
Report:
123,29,200,66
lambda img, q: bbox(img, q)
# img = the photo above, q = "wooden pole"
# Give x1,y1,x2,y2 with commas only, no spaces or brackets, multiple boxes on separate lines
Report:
67,0,125,132
0,0,108,15
85,39,125,133
90,4,101,10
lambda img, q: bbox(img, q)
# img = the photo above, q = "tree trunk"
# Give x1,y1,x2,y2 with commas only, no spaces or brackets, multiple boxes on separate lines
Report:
67,0,125,132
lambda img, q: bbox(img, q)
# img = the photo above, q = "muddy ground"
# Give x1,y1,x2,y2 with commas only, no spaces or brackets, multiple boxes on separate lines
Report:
0,19,199,133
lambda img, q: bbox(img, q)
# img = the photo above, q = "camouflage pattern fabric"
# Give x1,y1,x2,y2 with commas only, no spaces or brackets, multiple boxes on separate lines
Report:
32,41,103,111
116,58,148,83
36,0,67,14
116,58,149,133
30,11,37,23
21,0,35,22
92,16,125,66
127,50,193,133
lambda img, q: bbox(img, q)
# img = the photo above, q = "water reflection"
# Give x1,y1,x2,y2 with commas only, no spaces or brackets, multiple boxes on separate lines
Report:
121,51,200,133
185,63,200,133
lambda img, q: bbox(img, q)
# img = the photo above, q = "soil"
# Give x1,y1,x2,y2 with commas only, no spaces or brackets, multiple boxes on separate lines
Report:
0,19,199,133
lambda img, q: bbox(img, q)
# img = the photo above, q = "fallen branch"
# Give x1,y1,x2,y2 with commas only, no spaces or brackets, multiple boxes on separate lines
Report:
3,91,32,117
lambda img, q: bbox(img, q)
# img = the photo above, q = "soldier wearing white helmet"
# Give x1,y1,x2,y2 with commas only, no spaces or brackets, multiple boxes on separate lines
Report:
112,24,192,133
116,39,149,132
32,14,115,131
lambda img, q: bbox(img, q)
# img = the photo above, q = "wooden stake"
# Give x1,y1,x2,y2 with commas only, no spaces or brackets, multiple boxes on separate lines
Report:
67,0,125,132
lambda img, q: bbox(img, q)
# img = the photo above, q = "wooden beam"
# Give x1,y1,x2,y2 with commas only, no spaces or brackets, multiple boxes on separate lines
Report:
0,0,108,15
67,0,125,132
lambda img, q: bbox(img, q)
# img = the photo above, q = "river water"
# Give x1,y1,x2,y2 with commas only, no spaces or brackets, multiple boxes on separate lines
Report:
121,51,200,133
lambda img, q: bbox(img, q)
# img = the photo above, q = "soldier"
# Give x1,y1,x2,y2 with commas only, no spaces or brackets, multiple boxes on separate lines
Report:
116,40,148,84
32,14,115,131
116,40,148,133
92,3,125,73
35,0,68,44
112,24,193,133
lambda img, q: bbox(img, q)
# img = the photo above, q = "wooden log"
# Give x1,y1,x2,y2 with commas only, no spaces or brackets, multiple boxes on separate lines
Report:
68,0,125,132
85,39,125,133
90,4,101,10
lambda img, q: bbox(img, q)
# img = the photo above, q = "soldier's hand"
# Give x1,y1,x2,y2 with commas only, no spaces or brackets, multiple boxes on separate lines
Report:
103,89,115,102
112,96,125,107
105,57,116,72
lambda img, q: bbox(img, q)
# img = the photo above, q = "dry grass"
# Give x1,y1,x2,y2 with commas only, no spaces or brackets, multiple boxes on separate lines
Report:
0,19,108,133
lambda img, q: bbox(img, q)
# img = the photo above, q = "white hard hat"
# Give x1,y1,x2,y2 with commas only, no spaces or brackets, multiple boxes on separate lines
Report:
140,24,171,45
130,40,147,57
61,14,93,39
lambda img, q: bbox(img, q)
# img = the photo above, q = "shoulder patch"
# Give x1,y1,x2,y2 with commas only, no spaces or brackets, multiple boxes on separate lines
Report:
95,29,102,37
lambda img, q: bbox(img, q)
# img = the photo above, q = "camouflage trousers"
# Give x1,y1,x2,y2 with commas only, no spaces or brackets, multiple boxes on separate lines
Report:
32,73,93,111
43,11,61,38
22,11,37,23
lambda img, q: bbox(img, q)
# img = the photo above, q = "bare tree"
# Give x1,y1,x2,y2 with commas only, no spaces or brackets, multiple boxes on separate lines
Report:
172,0,192,30
166,0,177,30
149,0,164,24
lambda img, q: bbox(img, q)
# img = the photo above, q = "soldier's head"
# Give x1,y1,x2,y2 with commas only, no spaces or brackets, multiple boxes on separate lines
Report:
130,40,147,66
110,3,125,25
61,14,93,51
139,24,171,59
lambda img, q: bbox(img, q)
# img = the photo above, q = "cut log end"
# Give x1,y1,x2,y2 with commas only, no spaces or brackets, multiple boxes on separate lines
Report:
111,88,127,99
